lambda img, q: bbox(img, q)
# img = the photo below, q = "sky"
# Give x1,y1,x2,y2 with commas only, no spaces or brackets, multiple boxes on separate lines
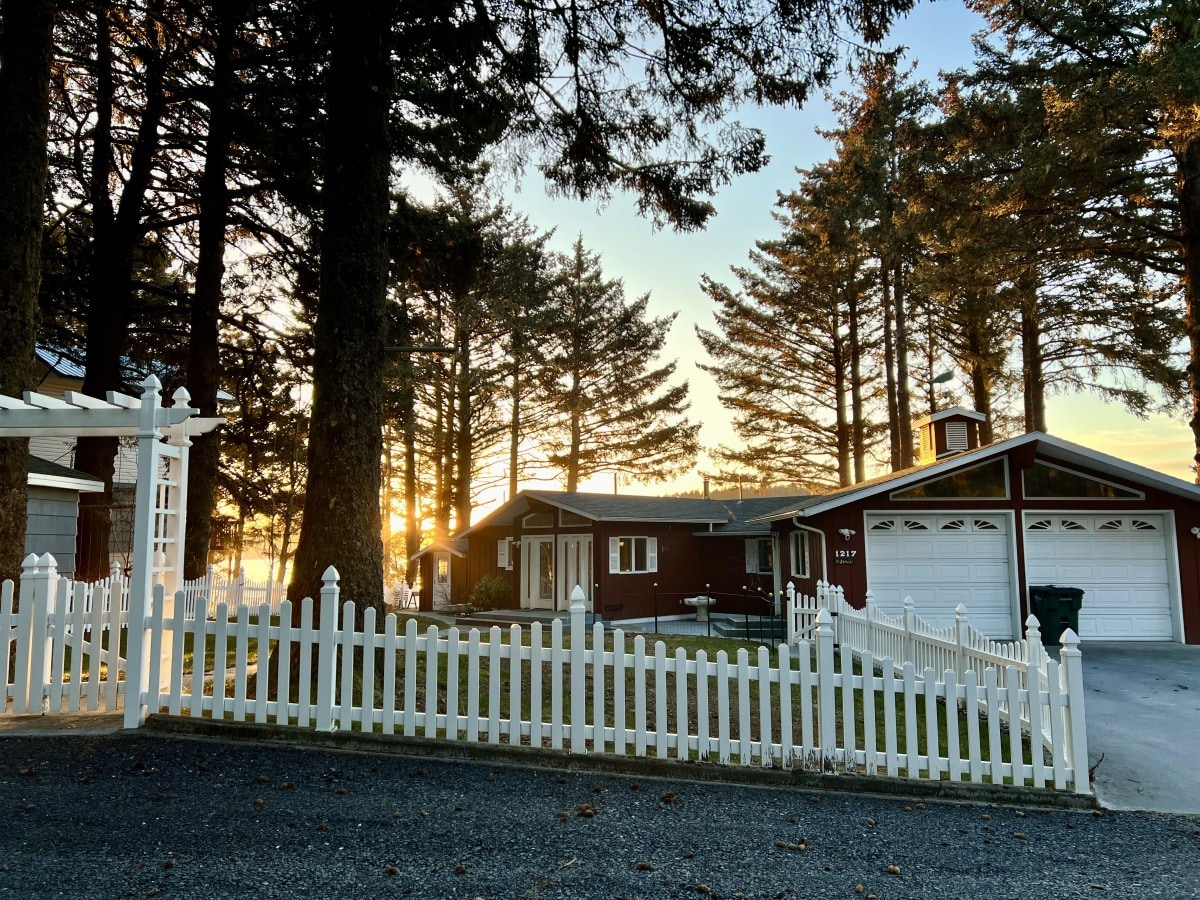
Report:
480,0,1196,499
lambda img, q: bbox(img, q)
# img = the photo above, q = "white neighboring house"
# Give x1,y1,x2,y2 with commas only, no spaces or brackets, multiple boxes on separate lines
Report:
23,454,103,578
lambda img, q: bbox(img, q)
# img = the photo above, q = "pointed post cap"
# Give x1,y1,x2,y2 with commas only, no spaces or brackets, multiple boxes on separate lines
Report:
321,566,340,583
140,374,162,392
1024,613,1041,629
172,386,192,405
955,603,968,617
1059,628,1080,648
570,584,587,610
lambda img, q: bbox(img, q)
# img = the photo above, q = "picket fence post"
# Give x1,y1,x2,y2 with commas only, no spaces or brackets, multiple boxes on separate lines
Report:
1023,615,1045,673
863,591,876,659
1058,629,1091,794
902,597,915,665
785,582,797,643
954,605,969,682
14,554,56,715
569,585,587,753
315,567,339,732
815,608,836,771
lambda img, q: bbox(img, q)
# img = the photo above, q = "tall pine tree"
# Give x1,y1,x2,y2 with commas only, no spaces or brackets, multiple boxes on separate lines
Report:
541,238,698,491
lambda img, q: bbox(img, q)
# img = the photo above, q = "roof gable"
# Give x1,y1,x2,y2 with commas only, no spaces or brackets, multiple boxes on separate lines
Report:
752,431,1200,522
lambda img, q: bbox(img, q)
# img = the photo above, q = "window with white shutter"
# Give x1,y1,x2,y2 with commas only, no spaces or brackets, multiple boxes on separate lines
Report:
610,536,658,573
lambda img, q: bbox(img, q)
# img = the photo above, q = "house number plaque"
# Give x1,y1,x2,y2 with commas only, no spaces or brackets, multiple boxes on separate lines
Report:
834,549,857,565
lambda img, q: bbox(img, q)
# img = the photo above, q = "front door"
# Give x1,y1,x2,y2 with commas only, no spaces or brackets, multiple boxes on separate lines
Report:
557,535,593,611
522,536,555,609
433,552,452,608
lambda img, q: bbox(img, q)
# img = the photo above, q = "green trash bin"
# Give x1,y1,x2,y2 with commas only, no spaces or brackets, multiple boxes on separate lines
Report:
1028,585,1085,644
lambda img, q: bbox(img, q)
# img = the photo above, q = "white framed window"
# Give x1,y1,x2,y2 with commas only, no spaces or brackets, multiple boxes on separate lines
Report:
789,532,810,578
608,536,658,573
497,538,514,570
745,538,773,574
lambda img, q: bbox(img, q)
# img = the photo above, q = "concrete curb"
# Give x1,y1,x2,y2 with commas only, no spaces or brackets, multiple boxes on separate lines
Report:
141,714,1100,812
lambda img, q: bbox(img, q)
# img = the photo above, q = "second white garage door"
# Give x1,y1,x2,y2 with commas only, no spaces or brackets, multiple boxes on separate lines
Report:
1023,514,1176,641
865,514,1015,639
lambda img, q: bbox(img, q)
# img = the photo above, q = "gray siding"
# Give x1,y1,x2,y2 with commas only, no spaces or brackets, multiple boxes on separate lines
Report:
24,486,80,577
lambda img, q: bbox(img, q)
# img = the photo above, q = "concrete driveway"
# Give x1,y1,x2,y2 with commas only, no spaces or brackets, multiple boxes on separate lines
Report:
1080,642,1200,814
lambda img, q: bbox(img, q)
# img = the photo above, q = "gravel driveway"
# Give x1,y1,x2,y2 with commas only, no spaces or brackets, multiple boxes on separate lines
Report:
0,731,1197,899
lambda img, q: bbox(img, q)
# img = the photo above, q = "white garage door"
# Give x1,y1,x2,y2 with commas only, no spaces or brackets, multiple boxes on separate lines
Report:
1023,514,1176,641
865,514,1015,639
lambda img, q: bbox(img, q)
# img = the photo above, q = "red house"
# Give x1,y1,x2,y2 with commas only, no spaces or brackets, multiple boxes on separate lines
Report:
454,491,807,621
449,409,1200,644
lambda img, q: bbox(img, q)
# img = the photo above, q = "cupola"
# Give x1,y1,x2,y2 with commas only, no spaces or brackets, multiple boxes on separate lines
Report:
913,407,987,464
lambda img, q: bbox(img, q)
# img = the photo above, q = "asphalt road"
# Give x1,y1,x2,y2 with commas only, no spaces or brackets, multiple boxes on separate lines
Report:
0,732,1197,899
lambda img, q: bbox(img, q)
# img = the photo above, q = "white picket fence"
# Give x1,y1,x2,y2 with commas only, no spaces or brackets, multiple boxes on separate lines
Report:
126,568,1087,792
4,558,1090,793
1,555,126,713
786,582,1081,766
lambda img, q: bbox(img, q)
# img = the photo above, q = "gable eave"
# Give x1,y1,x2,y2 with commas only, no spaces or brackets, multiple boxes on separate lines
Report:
754,431,1200,523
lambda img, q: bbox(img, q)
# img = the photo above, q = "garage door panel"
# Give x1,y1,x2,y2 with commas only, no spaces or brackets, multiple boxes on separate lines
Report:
969,537,1009,555
898,563,937,581
867,514,1014,640
969,562,1011,581
1023,513,1175,641
1078,611,1173,640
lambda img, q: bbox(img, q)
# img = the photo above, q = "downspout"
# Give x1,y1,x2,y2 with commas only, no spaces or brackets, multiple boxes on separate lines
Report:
792,517,828,584
771,530,783,614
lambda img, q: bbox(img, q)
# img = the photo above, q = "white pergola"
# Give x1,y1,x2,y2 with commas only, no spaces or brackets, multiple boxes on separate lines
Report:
0,374,222,725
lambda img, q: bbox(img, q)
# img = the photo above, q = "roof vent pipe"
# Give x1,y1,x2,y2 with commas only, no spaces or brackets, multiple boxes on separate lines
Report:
703,477,710,500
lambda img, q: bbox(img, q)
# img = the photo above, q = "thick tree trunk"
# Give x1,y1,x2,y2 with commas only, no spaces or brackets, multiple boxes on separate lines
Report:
1179,140,1200,481
75,0,168,579
183,1,243,579
0,0,55,584
453,320,472,531
831,310,850,488
397,305,420,583
966,317,995,444
847,287,865,484
880,264,900,471
566,373,582,492
287,1,392,624
1018,265,1046,433
508,324,526,500
893,260,914,468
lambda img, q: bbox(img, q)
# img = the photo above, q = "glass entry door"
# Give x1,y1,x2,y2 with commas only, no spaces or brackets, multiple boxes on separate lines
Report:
522,536,555,609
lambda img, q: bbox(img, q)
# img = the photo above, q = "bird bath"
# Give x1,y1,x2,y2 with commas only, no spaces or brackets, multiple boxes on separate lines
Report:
682,595,717,622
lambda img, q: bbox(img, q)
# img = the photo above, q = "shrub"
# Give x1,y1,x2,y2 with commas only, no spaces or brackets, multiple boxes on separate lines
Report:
467,573,514,611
